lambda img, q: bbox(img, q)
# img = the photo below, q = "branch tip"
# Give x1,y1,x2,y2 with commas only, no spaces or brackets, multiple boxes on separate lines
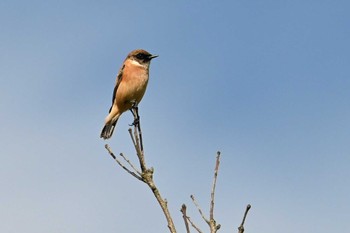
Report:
238,204,252,233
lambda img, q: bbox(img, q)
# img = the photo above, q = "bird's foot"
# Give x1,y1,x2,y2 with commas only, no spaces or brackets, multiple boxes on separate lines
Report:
129,118,139,126
131,101,139,109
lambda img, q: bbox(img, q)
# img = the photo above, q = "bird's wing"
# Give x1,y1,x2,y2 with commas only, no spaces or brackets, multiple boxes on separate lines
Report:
109,64,125,113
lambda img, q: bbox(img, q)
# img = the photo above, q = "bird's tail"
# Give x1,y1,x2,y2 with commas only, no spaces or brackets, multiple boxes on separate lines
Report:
100,119,118,140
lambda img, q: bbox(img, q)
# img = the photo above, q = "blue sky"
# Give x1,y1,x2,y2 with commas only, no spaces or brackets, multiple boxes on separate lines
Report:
1,0,349,232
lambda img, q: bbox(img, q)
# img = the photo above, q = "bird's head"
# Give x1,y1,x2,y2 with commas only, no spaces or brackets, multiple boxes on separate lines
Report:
128,49,158,67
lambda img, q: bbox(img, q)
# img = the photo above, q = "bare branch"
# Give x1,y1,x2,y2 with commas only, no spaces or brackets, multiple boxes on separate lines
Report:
142,168,176,233
189,152,222,233
238,204,251,233
212,154,221,232
104,144,142,181
128,128,146,171
181,204,204,233
128,128,139,154
105,106,245,233
120,152,141,176
210,152,221,221
128,128,147,173
180,204,191,233
128,106,177,233
187,217,204,233
133,106,144,152
190,195,209,224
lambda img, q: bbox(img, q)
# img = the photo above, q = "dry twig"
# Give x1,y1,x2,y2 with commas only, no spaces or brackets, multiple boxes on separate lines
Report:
238,204,251,233
190,195,209,224
180,204,191,233
209,152,221,233
104,105,251,233
120,152,141,175
187,216,204,233
181,204,203,233
104,144,142,181
188,153,222,233
104,105,177,233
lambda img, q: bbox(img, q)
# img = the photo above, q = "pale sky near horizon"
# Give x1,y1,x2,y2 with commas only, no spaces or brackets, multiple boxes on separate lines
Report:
1,1,349,232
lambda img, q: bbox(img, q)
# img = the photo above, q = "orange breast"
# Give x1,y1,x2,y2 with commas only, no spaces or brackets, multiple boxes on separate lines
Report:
115,61,149,113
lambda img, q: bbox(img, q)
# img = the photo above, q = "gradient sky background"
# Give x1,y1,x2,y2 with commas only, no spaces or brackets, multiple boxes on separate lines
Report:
1,1,349,232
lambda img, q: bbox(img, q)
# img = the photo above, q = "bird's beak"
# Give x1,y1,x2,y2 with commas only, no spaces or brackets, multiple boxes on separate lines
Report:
149,54,159,59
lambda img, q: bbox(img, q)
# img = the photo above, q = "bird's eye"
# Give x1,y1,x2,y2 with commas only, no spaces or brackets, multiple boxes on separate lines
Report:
136,53,145,59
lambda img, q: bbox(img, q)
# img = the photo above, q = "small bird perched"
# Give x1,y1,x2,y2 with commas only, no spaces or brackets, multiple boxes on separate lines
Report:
100,49,158,140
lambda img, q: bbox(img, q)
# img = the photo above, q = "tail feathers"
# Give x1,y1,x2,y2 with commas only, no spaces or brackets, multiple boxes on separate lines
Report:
100,120,118,140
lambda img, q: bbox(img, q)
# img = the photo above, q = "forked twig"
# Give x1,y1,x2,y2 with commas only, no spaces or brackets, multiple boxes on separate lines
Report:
181,204,203,233
128,128,146,172
180,204,191,233
105,105,177,233
104,105,251,233
188,152,221,233
120,152,141,175
130,105,144,152
104,144,142,181
131,107,176,233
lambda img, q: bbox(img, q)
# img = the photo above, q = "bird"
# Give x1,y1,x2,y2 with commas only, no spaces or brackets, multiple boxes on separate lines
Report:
100,49,158,139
